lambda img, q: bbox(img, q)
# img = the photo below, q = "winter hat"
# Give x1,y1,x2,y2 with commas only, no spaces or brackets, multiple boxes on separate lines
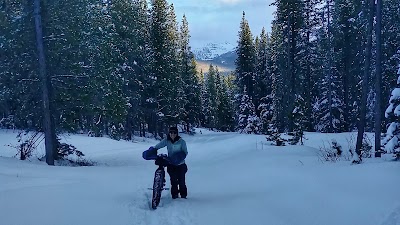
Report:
169,126,178,133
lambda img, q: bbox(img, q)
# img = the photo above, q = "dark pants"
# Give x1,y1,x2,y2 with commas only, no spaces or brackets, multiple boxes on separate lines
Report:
167,163,188,198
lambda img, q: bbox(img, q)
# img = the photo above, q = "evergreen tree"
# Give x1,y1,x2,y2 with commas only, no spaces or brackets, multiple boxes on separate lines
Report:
269,20,286,131
126,0,152,138
299,0,320,132
313,0,345,133
41,0,93,133
314,74,345,132
258,94,274,134
290,94,306,144
204,65,218,129
235,12,256,100
150,0,181,131
272,0,305,131
87,1,128,138
381,0,400,134
332,0,364,131
178,15,201,132
382,64,400,159
215,69,234,131
237,87,260,133
0,1,41,129
198,70,207,127
221,76,235,131
254,28,270,113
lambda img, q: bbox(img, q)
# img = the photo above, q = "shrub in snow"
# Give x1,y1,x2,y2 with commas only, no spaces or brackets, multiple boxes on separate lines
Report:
7,131,42,160
382,64,400,160
318,139,343,162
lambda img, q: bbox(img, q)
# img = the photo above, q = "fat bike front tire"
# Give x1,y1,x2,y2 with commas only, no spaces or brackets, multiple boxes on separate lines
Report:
151,169,164,209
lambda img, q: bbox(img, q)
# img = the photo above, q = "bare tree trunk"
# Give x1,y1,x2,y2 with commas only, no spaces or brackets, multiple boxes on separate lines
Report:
305,0,312,131
125,115,132,140
34,0,55,165
355,0,374,162
375,0,383,156
327,0,333,133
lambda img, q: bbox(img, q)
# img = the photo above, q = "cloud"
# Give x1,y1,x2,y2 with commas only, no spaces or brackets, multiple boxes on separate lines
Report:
170,0,275,47
218,0,243,5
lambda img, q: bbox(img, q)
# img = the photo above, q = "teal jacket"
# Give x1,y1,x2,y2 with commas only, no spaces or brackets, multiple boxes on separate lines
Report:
154,136,188,165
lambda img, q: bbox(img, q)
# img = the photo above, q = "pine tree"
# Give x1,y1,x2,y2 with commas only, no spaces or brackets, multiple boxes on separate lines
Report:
332,0,364,131
235,12,256,100
150,0,181,131
237,87,260,134
215,68,234,131
125,0,152,139
87,1,128,138
254,28,270,113
314,75,345,132
299,0,320,132
258,94,274,134
204,65,218,129
178,15,201,133
269,0,306,132
269,20,285,131
41,0,93,133
381,0,400,111
290,94,306,144
382,64,400,159
272,0,305,131
198,70,207,127
0,1,41,129
313,0,345,133
220,76,235,131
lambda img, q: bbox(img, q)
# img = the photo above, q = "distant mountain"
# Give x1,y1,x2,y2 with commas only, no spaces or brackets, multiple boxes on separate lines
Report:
193,42,236,61
193,42,237,74
195,50,237,74
210,50,236,69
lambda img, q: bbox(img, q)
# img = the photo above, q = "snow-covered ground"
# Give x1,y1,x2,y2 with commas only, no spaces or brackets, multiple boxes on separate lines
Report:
0,128,399,225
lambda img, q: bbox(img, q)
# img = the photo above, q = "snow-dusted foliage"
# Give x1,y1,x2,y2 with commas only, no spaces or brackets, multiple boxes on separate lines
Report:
382,64,400,159
258,94,274,134
237,89,261,134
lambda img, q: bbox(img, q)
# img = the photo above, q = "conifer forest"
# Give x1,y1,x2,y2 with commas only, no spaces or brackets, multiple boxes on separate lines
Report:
1,0,399,164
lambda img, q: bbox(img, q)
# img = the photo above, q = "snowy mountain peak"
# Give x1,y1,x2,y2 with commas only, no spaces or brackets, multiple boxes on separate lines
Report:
193,41,236,61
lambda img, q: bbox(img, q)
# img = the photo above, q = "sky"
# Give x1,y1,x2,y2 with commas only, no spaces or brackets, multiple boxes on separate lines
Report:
170,0,276,49
1,128,399,225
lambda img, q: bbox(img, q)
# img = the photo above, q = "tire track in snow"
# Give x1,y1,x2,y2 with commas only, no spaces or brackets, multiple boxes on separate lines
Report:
126,187,197,225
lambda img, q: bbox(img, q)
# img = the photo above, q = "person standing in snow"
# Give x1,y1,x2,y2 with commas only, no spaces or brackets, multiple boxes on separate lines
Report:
150,126,188,199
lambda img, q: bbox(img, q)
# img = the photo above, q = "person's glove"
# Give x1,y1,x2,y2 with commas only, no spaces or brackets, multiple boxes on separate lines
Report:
142,146,157,160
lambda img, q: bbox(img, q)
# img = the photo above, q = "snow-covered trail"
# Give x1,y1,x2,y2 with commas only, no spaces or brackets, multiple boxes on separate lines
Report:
0,129,399,225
